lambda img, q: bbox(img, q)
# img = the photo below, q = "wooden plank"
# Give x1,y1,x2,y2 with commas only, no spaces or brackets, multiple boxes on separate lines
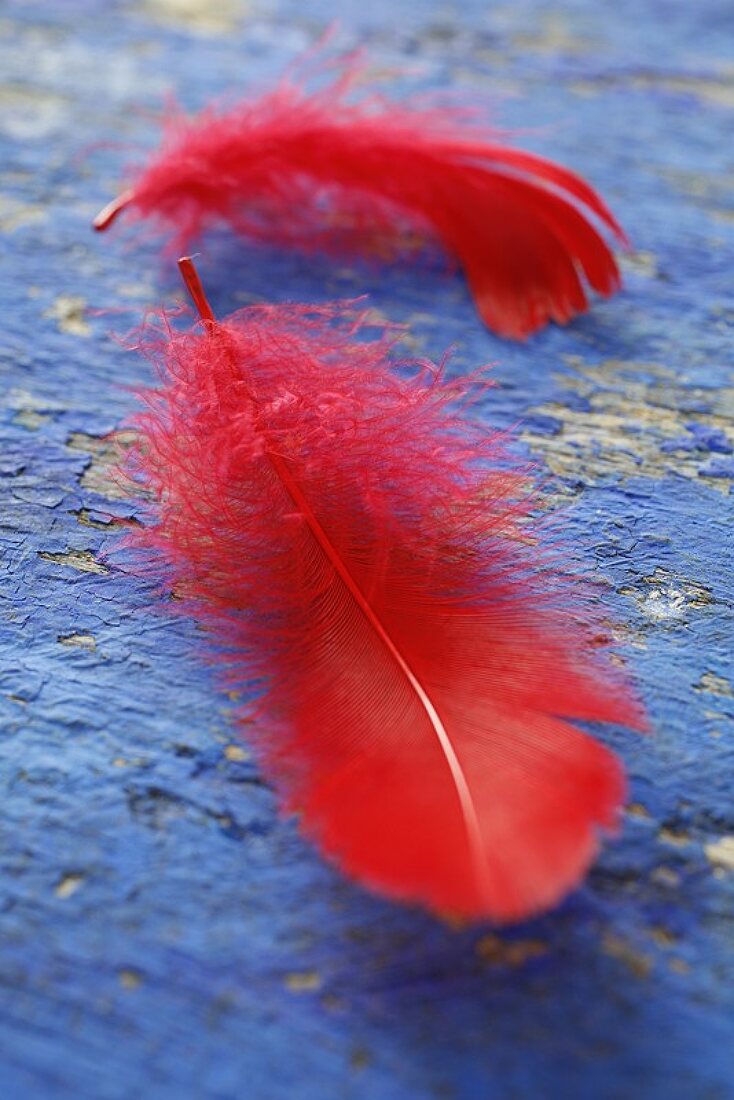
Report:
1,1,732,1097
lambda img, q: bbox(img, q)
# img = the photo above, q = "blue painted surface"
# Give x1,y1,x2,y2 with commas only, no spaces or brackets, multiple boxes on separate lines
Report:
1,1,733,1097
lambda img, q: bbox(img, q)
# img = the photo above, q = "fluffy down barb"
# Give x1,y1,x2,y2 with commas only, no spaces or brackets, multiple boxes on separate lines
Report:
94,56,628,340
121,260,645,922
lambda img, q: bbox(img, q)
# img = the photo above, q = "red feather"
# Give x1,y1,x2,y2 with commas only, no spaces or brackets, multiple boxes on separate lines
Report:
122,258,644,922
94,59,628,340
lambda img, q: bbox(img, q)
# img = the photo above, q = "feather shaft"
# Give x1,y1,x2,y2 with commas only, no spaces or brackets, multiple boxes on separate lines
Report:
177,257,489,897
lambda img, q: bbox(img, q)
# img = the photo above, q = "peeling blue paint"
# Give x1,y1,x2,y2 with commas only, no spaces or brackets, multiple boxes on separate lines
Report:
1,1,733,1099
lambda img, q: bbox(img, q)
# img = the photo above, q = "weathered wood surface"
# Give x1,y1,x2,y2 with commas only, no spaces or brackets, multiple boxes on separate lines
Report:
1,1,733,1097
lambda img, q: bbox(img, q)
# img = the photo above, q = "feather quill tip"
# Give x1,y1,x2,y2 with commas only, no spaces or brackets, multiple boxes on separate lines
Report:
93,189,134,232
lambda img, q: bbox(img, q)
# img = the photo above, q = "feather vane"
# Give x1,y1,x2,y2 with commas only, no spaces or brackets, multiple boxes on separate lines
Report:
122,258,644,921
94,60,628,340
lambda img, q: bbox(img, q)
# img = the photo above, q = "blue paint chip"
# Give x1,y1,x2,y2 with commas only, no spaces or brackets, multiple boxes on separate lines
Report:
698,456,734,479
685,423,733,454
660,436,697,453
523,413,562,436
559,392,592,412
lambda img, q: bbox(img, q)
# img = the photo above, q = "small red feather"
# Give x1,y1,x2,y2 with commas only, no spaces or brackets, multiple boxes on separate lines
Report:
122,258,644,922
94,58,628,340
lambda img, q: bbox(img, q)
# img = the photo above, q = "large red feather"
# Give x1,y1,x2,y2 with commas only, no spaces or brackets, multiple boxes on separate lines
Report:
94,59,628,340
121,258,644,922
